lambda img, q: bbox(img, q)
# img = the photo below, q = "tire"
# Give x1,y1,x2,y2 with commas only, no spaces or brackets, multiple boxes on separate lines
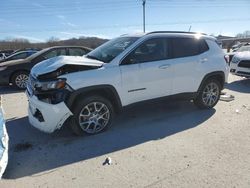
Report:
194,79,221,109
69,95,114,136
11,71,29,89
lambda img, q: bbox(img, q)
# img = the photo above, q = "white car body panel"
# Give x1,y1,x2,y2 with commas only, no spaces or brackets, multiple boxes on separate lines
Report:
120,59,174,105
31,55,103,77
27,93,72,133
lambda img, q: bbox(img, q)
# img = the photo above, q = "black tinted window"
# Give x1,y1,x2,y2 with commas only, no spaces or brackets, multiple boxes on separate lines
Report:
199,39,209,53
10,52,28,60
125,38,168,64
43,50,58,59
57,49,66,56
43,49,66,59
172,38,200,58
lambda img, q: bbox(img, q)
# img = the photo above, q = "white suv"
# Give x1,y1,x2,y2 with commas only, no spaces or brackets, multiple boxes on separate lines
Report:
26,31,229,135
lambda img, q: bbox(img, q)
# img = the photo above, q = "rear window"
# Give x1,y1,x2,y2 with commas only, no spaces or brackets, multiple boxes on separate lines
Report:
172,38,207,58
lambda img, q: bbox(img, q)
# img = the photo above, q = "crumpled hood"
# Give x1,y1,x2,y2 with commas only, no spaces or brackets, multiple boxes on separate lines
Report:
233,51,250,60
31,56,104,77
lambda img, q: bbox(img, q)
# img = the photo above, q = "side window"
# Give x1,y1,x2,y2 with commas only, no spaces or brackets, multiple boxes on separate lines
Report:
69,48,86,56
199,39,209,53
172,38,200,58
11,53,28,60
43,50,58,59
57,49,66,56
42,49,66,59
123,38,168,64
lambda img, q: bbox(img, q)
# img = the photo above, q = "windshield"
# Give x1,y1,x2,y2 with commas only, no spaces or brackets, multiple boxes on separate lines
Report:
86,37,139,63
237,45,250,52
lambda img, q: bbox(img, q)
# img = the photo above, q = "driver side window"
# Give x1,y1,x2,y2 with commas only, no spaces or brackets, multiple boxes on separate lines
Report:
122,38,168,65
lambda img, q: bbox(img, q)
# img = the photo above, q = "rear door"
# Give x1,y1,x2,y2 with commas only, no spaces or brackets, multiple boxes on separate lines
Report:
170,37,208,94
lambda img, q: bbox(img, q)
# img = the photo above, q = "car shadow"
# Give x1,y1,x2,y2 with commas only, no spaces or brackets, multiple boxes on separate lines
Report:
0,86,24,95
225,78,250,93
3,100,215,179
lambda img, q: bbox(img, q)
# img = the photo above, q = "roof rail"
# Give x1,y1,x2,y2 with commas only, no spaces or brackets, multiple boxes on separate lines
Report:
147,31,207,35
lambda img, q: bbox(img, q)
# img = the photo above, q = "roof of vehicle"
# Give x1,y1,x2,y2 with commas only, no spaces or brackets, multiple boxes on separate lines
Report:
121,31,215,40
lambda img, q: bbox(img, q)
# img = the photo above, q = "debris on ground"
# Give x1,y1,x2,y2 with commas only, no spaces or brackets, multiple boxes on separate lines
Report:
220,93,235,102
235,109,240,114
103,157,112,165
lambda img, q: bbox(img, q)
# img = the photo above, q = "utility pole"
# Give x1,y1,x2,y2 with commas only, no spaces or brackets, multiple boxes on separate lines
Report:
142,0,146,33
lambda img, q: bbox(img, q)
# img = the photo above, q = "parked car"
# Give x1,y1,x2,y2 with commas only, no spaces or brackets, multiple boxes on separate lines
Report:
230,45,250,78
228,43,250,63
0,53,7,60
0,50,38,63
0,50,14,57
26,31,229,135
0,46,91,89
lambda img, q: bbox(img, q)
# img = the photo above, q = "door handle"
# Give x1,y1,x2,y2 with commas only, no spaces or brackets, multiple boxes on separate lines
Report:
200,58,208,63
159,64,170,69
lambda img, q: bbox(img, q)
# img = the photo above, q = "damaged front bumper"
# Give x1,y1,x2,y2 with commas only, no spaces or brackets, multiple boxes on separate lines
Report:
27,92,73,133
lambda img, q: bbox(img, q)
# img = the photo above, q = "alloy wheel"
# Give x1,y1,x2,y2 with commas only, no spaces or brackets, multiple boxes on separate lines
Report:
78,102,110,134
15,74,29,89
201,82,220,106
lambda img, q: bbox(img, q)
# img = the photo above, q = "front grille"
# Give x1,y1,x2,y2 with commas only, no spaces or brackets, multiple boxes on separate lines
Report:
238,60,250,68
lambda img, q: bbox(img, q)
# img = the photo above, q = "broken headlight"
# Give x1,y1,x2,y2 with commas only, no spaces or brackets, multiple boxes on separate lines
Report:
35,79,67,91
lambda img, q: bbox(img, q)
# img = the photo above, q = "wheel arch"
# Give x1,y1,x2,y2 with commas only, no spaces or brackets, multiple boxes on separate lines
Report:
66,85,123,114
198,71,225,92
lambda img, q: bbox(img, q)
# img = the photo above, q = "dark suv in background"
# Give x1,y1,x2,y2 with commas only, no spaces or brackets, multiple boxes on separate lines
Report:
0,46,91,89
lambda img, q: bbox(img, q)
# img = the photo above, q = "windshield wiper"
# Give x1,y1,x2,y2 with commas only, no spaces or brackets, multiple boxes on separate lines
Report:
86,55,103,62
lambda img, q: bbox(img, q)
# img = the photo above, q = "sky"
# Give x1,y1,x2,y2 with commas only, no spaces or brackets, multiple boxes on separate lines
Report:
1,0,250,42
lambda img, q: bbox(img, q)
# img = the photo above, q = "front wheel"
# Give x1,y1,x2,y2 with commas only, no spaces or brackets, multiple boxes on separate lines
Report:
194,79,221,109
70,95,114,136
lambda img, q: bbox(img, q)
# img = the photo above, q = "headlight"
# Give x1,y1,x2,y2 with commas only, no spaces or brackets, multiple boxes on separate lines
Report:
231,56,241,64
0,66,7,71
35,79,67,91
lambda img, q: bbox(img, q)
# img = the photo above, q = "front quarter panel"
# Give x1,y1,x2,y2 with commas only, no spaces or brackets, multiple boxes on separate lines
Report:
60,65,124,104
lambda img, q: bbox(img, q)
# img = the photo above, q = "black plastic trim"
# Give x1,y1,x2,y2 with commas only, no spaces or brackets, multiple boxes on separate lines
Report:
65,84,123,113
128,88,146,92
124,92,198,109
198,71,225,91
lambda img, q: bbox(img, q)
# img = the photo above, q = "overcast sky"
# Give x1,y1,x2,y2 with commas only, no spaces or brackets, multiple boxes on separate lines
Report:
1,0,250,42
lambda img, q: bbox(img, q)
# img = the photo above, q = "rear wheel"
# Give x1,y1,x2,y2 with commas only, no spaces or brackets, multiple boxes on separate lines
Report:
70,95,114,136
11,71,29,89
194,79,221,109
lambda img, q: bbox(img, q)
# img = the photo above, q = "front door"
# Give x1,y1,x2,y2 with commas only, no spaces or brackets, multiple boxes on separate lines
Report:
120,38,174,105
